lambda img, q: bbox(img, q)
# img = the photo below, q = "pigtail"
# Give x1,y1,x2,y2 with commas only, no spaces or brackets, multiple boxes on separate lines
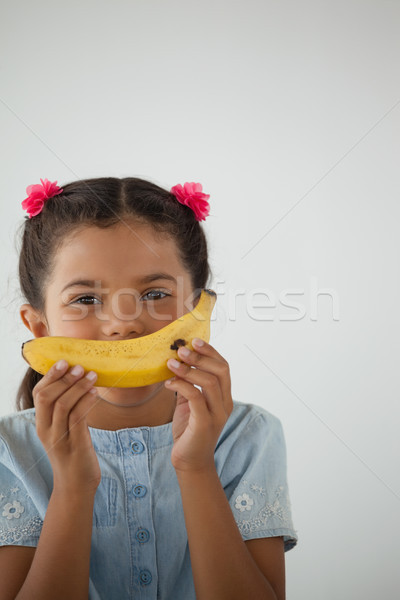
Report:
16,367,42,411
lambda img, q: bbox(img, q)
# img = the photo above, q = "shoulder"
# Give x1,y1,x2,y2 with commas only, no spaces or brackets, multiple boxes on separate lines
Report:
215,400,288,479
217,400,284,448
0,408,36,434
0,409,37,465
0,408,36,440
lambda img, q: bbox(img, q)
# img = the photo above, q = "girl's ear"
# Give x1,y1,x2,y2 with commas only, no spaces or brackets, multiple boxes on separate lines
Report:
20,304,50,338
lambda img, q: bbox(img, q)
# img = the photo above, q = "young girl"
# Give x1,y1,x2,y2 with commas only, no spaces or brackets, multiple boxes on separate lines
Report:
0,176,298,600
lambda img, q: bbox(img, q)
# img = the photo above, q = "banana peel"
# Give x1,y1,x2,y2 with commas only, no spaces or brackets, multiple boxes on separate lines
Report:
21,288,217,387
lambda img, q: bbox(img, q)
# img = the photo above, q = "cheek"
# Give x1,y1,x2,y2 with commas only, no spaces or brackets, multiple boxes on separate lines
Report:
51,306,98,336
151,319,176,334
143,301,181,329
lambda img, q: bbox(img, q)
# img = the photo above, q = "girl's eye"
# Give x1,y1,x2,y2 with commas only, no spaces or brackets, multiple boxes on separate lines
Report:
71,290,169,305
73,295,101,305
142,290,169,301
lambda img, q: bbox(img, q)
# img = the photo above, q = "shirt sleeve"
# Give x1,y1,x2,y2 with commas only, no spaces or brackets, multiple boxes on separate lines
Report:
0,438,43,548
218,405,299,552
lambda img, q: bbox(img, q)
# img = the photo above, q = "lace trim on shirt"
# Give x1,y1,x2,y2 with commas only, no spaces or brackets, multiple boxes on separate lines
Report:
1,485,31,521
0,516,43,545
234,482,293,535
0,484,43,544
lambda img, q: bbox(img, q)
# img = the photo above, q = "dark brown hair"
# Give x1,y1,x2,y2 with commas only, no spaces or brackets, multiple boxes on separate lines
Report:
16,177,212,411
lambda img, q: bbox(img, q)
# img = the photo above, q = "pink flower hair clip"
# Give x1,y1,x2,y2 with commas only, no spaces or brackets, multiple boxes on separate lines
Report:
170,182,210,222
21,178,63,218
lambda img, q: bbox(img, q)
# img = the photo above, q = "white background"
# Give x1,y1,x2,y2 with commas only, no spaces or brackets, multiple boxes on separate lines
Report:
1,1,400,597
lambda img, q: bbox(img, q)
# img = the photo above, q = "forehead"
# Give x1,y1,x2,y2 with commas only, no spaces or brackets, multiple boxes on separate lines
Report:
50,222,185,284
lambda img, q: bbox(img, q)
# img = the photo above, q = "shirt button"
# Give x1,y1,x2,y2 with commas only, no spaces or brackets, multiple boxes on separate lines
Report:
133,484,147,498
131,441,145,454
139,569,152,585
135,528,150,543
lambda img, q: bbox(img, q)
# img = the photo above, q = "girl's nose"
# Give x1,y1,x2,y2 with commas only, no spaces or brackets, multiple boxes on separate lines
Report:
100,290,146,338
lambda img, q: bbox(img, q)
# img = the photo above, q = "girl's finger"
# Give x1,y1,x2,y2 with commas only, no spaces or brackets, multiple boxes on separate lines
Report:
166,378,210,421
51,370,98,440
33,359,70,395
167,369,226,430
167,354,229,417
167,361,223,416
178,340,232,413
68,390,100,446
34,361,81,432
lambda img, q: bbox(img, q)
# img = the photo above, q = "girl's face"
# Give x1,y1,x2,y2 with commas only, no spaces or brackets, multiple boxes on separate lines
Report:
21,220,196,428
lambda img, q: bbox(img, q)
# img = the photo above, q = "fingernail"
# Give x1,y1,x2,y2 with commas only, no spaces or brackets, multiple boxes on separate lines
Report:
168,359,181,369
85,371,97,382
178,346,190,357
55,359,68,371
71,365,84,376
193,338,204,347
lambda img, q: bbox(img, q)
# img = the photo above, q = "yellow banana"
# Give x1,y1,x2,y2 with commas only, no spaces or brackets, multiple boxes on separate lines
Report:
21,288,217,387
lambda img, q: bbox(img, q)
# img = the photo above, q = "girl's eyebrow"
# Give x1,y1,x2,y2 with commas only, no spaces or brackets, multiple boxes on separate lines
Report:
61,273,177,294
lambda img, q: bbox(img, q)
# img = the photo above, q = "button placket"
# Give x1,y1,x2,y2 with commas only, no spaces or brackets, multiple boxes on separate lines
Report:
118,429,157,595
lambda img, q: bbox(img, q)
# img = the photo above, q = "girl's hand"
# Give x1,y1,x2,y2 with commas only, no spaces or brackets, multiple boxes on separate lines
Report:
32,360,101,496
166,339,233,473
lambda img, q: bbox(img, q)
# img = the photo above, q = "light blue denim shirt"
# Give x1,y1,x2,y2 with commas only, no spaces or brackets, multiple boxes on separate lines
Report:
0,400,298,599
